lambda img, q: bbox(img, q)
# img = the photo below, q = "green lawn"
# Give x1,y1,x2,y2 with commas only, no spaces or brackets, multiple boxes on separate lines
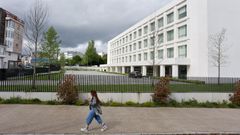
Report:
0,84,235,93
9,72,64,80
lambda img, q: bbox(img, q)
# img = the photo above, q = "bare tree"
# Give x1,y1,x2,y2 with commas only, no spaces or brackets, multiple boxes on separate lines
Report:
209,28,229,84
24,0,48,89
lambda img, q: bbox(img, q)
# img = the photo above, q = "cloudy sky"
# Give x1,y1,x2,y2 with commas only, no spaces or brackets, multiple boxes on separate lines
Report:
0,0,172,53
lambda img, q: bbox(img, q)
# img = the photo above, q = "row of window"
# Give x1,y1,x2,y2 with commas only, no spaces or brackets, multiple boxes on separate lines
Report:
111,25,187,56
5,30,14,38
6,40,13,49
7,20,15,28
0,47,5,55
111,5,187,48
111,45,187,64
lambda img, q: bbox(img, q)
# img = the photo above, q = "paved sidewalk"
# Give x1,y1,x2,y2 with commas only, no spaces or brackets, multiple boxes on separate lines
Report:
0,105,240,134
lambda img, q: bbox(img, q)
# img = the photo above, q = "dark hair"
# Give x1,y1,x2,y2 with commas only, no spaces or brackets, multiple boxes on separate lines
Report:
90,90,101,104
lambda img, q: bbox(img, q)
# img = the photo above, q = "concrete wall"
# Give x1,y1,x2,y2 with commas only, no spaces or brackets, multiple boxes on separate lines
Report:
0,92,233,103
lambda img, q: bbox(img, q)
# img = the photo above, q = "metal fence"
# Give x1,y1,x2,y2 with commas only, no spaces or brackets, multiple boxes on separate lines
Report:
0,73,239,93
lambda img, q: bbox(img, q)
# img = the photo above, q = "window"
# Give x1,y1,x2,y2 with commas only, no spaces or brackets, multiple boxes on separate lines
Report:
150,51,154,60
144,53,148,61
167,12,174,24
150,37,155,46
129,45,132,52
125,56,128,62
144,26,148,34
178,45,187,58
126,36,128,42
133,43,136,50
150,22,155,32
122,47,124,53
158,17,164,28
138,41,142,49
130,34,132,41
0,47,4,55
123,38,125,44
134,31,137,39
138,29,142,37
158,50,164,59
133,55,136,62
129,55,132,62
158,33,164,44
167,30,174,41
125,46,128,53
122,57,124,63
178,5,187,19
138,54,141,61
167,48,174,58
178,25,187,38
144,39,148,48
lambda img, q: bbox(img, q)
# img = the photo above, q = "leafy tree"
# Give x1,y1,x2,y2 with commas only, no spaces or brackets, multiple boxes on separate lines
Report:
40,26,61,64
82,40,100,66
72,55,82,65
98,54,107,65
59,53,65,67
102,54,107,64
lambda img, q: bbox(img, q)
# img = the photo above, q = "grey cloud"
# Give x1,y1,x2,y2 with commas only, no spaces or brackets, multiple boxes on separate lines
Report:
0,0,172,52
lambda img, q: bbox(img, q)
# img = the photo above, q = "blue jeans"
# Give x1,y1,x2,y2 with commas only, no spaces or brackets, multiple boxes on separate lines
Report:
86,109,103,125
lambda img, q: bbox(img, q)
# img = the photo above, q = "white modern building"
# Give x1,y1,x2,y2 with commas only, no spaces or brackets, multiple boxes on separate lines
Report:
106,0,240,78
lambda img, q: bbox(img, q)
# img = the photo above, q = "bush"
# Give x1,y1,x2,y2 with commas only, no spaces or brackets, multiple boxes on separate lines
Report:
152,77,171,103
57,75,79,104
0,97,3,103
3,97,23,104
229,80,240,105
76,99,84,106
141,102,155,107
125,101,137,106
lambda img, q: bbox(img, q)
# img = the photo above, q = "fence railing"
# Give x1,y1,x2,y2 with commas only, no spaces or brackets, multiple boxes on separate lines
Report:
0,72,239,93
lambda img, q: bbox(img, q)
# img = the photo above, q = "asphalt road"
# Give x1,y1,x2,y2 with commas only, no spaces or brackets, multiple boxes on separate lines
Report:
0,105,240,134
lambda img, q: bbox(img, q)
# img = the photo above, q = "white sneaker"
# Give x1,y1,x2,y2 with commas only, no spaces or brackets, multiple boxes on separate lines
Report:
80,127,88,132
101,125,107,132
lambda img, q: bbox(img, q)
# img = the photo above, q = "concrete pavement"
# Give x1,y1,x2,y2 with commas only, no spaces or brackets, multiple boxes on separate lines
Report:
0,105,240,134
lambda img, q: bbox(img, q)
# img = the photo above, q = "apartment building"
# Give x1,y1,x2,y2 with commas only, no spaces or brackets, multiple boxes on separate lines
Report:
106,0,240,78
0,8,24,69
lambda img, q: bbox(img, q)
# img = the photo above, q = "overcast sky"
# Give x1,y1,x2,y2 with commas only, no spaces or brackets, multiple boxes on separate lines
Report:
0,0,172,53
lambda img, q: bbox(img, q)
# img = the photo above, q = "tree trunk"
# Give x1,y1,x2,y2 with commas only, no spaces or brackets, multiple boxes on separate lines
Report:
32,42,37,90
218,64,220,85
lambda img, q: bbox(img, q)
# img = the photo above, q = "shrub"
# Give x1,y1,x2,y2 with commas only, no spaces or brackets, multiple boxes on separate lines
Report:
57,75,79,104
46,100,60,105
3,97,23,104
152,77,171,103
76,99,84,106
229,80,240,106
141,102,155,107
125,101,137,106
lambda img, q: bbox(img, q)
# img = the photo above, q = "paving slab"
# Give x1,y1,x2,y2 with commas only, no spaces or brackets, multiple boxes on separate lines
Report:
0,105,240,134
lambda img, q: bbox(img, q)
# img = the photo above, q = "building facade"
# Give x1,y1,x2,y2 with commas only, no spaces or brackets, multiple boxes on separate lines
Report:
0,8,24,69
107,0,240,78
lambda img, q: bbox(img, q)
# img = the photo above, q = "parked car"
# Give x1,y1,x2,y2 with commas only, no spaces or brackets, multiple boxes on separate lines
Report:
128,71,142,78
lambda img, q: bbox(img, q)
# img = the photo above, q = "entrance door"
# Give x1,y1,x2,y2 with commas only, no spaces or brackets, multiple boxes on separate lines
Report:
134,67,142,72
165,65,172,77
178,65,187,79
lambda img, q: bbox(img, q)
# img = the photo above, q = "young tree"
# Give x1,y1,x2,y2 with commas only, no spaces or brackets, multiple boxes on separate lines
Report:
82,40,100,66
40,26,61,66
59,53,65,68
209,28,229,84
24,0,48,89
72,55,82,66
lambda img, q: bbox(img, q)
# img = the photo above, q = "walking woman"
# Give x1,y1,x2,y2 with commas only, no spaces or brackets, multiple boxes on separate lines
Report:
81,90,107,132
